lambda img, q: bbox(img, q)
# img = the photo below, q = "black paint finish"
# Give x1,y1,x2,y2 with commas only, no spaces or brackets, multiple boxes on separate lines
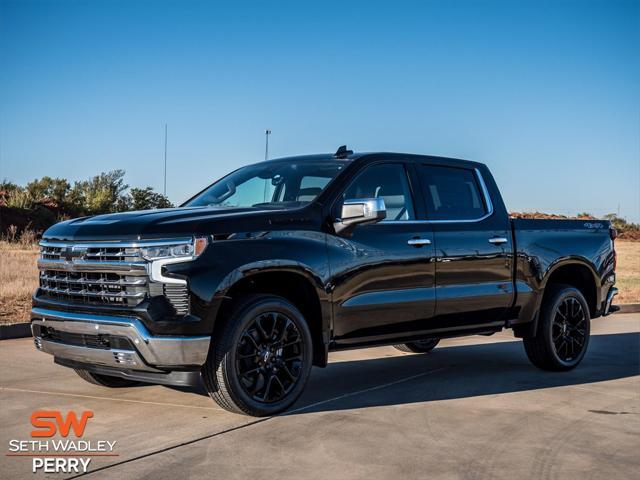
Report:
35,152,616,364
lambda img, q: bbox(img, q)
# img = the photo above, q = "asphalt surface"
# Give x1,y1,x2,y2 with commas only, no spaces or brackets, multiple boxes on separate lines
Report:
1,313,638,480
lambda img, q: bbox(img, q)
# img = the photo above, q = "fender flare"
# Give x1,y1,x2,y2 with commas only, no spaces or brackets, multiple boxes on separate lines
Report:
214,259,328,299
540,256,601,296
209,259,331,365
529,256,601,335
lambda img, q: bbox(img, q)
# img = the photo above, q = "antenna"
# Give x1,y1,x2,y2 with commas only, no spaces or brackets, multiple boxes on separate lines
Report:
163,124,168,196
265,129,271,160
334,145,353,159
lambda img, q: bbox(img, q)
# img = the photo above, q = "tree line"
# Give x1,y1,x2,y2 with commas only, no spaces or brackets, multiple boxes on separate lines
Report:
0,170,173,236
1,170,172,215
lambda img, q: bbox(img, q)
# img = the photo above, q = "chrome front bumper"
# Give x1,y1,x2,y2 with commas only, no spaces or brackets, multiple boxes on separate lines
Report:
31,307,211,372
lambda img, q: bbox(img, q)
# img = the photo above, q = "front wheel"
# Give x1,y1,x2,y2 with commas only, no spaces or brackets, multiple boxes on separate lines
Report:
523,285,591,371
202,295,313,416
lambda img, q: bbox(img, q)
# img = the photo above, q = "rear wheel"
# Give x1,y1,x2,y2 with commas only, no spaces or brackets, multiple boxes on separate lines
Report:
394,338,440,354
523,285,590,371
202,295,313,416
74,369,139,387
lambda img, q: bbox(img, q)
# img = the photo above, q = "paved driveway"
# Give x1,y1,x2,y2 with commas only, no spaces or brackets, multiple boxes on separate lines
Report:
1,314,638,479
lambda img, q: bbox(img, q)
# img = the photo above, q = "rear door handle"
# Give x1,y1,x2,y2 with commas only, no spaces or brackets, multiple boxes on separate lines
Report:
408,238,431,247
488,237,508,245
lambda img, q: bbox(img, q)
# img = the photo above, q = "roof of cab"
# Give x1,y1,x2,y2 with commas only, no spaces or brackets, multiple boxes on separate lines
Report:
261,150,485,170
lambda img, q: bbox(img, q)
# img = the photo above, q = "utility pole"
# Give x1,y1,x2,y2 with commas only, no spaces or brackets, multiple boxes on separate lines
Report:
265,129,271,160
163,124,168,197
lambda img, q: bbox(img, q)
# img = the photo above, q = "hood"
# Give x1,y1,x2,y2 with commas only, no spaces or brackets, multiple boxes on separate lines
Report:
43,206,291,241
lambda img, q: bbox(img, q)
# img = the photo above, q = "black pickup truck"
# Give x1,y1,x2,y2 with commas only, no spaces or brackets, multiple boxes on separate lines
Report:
31,147,619,416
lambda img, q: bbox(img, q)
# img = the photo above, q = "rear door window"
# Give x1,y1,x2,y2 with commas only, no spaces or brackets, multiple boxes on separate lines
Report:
418,165,487,221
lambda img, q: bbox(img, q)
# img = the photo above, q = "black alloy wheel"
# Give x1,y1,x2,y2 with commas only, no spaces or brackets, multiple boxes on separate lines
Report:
551,297,587,362
523,285,591,371
202,294,313,416
235,311,304,403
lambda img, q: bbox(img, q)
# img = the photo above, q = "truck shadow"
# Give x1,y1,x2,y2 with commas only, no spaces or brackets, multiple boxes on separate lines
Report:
168,332,638,414
287,331,639,415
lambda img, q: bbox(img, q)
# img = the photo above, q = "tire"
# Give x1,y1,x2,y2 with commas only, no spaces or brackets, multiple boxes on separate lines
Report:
523,285,591,371
74,369,139,387
202,294,313,416
394,338,440,354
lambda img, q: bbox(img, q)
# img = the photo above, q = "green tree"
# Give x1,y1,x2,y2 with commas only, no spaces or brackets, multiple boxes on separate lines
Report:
5,189,32,209
129,187,173,210
0,181,28,208
0,180,22,194
69,170,129,215
25,176,71,206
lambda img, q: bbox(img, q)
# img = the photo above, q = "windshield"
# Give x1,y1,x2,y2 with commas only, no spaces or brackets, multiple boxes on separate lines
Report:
185,161,346,209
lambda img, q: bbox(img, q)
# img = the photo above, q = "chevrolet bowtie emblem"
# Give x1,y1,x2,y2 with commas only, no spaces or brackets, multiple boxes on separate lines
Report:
62,246,87,262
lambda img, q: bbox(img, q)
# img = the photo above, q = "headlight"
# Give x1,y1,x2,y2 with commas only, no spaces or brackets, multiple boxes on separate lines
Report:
141,237,209,261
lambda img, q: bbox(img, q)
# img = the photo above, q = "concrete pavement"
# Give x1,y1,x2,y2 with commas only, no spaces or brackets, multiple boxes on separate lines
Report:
1,313,638,479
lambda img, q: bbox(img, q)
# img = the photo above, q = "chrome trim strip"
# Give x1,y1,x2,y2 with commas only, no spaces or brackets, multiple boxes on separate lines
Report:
39,273,146,287
381,168,495,224
40,238,194,249
38,285,146,299
475,168,494,216
84,251,139,259
31,307,211,367
148,257,192,285
37,259,148,274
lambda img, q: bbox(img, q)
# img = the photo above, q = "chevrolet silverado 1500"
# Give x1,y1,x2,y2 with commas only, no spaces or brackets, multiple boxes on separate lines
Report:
31,147,619,416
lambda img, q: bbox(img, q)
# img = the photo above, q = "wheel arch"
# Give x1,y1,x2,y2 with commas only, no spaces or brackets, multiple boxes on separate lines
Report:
521,258,600,338
541,258,600,315
210,261,330,367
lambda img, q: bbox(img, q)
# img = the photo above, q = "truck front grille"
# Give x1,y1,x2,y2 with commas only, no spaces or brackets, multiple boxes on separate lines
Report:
39,270,147,307
41,244,142,263
37,240,190,314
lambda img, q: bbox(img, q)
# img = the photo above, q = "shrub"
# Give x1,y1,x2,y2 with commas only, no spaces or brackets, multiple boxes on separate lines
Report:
0,170,174,240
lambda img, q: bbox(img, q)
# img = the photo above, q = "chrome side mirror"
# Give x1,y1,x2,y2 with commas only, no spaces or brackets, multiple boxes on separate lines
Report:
334,198,386,236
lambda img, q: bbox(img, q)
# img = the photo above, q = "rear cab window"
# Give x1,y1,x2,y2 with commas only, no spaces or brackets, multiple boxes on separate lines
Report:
417,165,488,221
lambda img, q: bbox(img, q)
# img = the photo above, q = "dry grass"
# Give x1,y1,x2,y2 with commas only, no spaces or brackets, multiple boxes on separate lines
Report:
0,241,39,324
615,240,640,304
0,240,638,326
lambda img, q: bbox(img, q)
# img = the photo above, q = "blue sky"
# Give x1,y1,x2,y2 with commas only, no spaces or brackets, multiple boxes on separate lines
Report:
1,0,638,221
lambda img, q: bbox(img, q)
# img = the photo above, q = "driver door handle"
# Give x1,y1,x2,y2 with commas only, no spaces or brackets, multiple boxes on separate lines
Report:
488,237,508,245
408,238,431,247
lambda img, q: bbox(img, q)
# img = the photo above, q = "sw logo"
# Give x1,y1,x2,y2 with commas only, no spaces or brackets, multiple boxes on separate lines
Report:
21,410,99,473
30,410,93,438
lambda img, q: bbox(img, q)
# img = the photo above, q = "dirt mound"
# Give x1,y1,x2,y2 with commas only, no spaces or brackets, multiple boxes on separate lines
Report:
509,212,639,241
509,211,596,220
